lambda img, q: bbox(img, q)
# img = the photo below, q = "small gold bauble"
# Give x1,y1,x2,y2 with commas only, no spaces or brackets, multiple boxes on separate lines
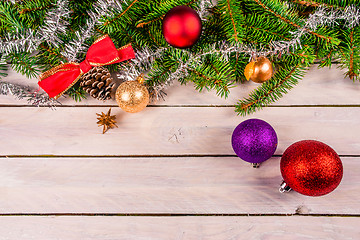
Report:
244,61,255,81
245,56,273,83
115,79,150,113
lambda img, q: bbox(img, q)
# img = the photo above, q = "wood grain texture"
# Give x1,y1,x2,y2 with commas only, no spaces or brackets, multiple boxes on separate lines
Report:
2,65,360,106
0,216,359,240
1,66,360,238
0,157,358,214
0,106,359,156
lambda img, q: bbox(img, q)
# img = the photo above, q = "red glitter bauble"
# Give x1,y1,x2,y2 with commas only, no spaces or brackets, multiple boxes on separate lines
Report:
162,6,202,48
280,140,343,196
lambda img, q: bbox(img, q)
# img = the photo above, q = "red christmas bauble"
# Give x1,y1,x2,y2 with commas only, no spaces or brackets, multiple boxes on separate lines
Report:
162,5,202,49
280,140,343,196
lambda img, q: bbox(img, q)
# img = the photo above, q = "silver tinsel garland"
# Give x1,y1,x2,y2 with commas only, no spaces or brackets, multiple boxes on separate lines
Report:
1,0,360,103
0,82,58,107
40,0,71,48
117,47,166,81
1,0,125,59
61,0,125,61
0,0,130,106
117,47,167,100
0,0,71,55
0,0,71,107
228,5,360,58
118,0,214,100
144,3,360,100
0,57,56,107
7,0,22,4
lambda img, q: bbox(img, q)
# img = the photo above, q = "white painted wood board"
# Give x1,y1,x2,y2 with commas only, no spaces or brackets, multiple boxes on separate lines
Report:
0,157,357,214
0,106,358,155
0,65,359,238
0,216,359,240
2,65,360,106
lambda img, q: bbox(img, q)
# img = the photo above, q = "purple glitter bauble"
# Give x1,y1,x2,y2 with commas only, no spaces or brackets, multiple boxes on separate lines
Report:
231,119,278,163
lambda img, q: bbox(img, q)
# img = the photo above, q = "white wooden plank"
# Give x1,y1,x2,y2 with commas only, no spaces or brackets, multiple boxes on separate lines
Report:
2,65,360,106
0,157,358,214
0,107,358,155
0,216,359,240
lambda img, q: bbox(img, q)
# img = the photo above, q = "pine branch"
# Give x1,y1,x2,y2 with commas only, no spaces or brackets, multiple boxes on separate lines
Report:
306,0,360,8
186,55,234,98
236,61,308,116
252,0,333,42
103,0,140,26
0,1,24,30
6,52,40,78
229,52,249,83
146,49,183,88
66,83,87,102
136,16,162,28
348,30,356,80
135,0,196,28
287,0,349,9
197,7,228,44
39,43,68,62
217,0,245,43
0,58,8,79
98,1,152,48
243,13,293,44
118,47,166,83
17,0,54,29
18,0,53,15
189,73,233,98
289,0,353,9
289,0,320,7
339,26,360,81
226,0,239,41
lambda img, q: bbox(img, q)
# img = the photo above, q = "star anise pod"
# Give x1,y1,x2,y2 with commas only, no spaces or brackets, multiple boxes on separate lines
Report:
96,108,118,134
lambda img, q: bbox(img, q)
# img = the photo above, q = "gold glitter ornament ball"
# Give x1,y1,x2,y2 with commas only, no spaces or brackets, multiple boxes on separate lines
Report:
115,78,149,113
244,56,273,83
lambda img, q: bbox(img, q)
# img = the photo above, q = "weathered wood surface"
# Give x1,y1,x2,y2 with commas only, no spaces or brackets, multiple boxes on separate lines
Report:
0,157,358,214
0,216,359,240
2,65,360,106
0,107,358,156
0,66,359,238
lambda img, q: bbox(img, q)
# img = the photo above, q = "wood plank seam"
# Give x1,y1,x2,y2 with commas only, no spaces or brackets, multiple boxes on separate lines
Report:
1,154,359,158
1,104,360,108
0,213,359,217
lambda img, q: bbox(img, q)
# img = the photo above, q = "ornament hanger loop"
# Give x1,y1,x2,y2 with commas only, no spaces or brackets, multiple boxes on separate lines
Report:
250,52,257,61
252,163,260,168
136,73,145,84
279,181,292,193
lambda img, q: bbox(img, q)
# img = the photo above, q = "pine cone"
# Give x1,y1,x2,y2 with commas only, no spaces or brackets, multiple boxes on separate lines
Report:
80,66,115,101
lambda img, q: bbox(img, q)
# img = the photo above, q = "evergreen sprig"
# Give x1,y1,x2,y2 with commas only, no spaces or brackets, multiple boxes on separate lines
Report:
339,26,360,81
236,62,308,115
217,0,246,43
6,52,41,78
65,82,87,102
0,58,8,79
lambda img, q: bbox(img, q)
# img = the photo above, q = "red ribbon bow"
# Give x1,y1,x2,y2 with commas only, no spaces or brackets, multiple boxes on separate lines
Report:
38,35,135,99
